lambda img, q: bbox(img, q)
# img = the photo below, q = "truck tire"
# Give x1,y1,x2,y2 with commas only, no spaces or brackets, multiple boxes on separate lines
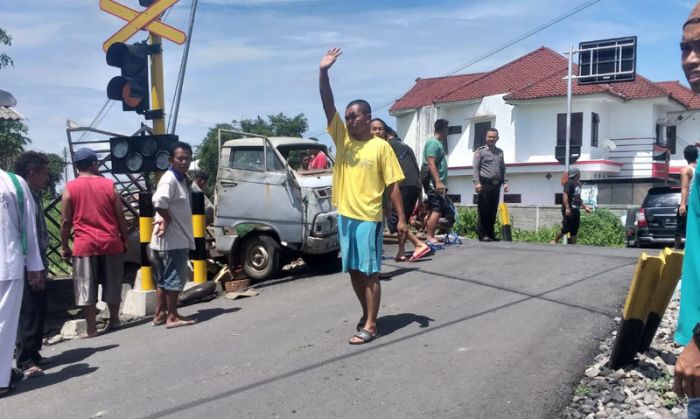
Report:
241,235,280,281
304,250,341,273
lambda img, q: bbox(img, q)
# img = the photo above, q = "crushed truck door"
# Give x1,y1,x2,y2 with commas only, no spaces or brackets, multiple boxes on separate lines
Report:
215,139,304,244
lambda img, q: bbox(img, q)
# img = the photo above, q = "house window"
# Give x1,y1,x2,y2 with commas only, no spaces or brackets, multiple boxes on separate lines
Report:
667,125,677,154
446,193,461,203
591,113,599,147
557,113,583,146
448,125,462,135
472,121,492,151
503,194,521,204
655,124,666,146
555,193,563,205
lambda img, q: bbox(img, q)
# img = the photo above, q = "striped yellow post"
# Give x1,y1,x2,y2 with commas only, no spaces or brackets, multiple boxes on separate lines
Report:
192,191,207,283
608,252,663,369
498,202,512,241
139,192,155,290
638,248,684,352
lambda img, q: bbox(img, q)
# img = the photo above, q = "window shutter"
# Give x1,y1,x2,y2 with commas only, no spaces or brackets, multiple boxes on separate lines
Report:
557,114,566,146
666,125,677,154
571,112,583,146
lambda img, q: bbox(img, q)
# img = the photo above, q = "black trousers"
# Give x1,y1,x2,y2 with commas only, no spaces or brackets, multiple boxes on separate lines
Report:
15,278,47,370
476,185,500,239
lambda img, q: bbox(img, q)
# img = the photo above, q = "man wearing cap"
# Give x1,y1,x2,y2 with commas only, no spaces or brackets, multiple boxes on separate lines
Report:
60,148,128,337
473,128,509,242
551,168,591,245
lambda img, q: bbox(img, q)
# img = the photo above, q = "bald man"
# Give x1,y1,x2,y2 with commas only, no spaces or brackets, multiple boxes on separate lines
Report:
674,5,700,414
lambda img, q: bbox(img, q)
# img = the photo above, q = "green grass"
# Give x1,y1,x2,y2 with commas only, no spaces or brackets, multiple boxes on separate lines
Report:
454,207,625,247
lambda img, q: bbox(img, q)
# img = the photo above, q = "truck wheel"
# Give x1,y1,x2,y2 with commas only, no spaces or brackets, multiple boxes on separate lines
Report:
241,235,280,281
304,250,341,273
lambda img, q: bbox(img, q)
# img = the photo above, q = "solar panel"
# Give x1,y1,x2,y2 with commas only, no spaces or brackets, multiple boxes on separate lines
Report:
578,36,637,85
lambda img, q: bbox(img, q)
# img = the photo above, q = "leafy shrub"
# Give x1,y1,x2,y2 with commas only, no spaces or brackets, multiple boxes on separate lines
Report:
454,206,479,239
576,208,625,247
454,206,624,247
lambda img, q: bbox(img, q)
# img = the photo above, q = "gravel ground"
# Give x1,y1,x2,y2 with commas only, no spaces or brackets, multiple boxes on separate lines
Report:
563,290,687,419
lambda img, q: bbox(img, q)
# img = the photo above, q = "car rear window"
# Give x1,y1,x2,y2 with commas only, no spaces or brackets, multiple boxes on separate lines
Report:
643,191,680,208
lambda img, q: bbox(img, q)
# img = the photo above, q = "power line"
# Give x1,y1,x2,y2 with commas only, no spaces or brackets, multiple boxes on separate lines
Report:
306,0,603,139
372,0,603,113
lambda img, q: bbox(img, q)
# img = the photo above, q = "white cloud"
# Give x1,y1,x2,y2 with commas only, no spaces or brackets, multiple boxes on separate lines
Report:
201,0,320,5
190,40,272,65
0,0,694,157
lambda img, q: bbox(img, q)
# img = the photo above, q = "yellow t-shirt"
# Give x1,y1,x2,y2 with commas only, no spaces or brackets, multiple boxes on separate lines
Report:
327,113,405,222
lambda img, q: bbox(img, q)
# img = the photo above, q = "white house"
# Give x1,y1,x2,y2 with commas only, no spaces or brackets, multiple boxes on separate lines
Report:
389,47,700,205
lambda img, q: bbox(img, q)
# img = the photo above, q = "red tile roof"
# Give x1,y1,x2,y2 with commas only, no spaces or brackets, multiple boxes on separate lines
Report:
656,81,700,110
439,47,567,103
390,46,691,112
390,73,484,112
504,69,669,102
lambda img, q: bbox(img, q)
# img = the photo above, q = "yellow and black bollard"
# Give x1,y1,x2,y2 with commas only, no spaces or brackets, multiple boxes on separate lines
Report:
638,248,684,353
499,202,512,242
139,192,155,291
191,191,207,283
608,252,663,369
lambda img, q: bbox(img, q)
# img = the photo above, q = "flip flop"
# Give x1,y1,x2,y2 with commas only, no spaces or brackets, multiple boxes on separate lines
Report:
394,255,407,262
349,328,378,345
23,365,45,379
166,319,197,329
409,246,432,262
425,240,444,252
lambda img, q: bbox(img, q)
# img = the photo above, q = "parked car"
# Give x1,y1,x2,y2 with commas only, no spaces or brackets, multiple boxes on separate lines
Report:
623,206,640,247
635,186,681,248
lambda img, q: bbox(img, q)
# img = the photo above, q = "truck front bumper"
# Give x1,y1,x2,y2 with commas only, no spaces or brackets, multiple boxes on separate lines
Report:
304,234,339,255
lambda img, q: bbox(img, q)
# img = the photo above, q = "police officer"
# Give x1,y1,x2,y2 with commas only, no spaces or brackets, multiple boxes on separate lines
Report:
473,128,509,241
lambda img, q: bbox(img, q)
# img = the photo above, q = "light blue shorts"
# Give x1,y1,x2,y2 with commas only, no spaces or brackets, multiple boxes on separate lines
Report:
153,249,190,292
338,214,382,277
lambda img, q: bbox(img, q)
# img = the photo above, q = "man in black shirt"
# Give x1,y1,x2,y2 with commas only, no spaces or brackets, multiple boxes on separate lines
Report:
551,168,591,244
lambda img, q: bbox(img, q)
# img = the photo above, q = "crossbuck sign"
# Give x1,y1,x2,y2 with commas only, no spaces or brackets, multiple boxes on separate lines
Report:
100,0,186,52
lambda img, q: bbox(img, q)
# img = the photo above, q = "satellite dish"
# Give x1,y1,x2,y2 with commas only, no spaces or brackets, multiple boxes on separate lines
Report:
601,138,616,152
0,89,17,107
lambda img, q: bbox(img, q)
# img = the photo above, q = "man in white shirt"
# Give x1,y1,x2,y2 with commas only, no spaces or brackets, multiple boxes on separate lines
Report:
150,142,197,329
0,169,43,396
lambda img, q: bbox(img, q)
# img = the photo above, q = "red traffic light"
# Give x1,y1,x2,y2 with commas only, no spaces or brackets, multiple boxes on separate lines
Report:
106,42,150,114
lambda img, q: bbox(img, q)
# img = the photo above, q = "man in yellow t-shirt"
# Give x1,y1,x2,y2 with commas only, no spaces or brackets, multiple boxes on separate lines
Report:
320,47,407,345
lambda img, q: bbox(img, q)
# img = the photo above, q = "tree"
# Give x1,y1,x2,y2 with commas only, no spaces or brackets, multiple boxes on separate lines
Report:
0,119,31,170
0,27,13,70
195,113,308,192
46,153,66,198
0,28,29,171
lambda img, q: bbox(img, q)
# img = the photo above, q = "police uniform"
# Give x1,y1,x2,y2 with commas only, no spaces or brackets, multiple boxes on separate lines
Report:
473,145,507,241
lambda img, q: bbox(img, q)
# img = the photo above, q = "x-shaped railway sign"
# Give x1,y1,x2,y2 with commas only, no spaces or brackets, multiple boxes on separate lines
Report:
101,0,186,52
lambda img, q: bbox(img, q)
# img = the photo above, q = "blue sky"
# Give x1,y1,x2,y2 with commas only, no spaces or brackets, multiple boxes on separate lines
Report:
0,0,697,157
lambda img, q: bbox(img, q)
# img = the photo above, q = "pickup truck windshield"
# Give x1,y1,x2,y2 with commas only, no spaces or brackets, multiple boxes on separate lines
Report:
229,146,285,172
277,145,334,171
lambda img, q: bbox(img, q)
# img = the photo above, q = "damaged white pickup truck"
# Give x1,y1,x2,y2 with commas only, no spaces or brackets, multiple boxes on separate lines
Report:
212,135,339,281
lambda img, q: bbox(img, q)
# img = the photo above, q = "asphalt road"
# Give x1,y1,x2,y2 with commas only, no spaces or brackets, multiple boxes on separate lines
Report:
4,240,644,419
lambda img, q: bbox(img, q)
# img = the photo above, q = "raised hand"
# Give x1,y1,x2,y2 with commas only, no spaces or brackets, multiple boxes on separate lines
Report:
320,48,342,71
